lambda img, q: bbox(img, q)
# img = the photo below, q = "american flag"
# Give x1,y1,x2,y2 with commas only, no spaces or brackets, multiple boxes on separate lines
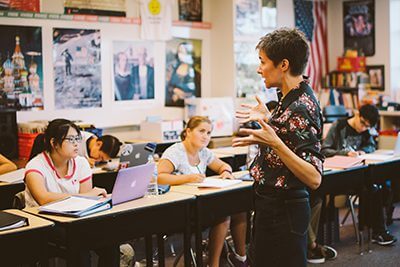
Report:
294,0,329,92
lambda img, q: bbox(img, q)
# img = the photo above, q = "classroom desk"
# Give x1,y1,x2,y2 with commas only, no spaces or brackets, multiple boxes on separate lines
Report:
171,171,253,267
0,182,25,210
315,165,368,246
0,209,54,266
24,192,195,267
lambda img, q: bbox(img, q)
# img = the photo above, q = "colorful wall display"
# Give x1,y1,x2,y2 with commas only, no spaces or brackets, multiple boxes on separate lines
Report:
53,28,102,109
178,0,202,22
343,0,375,56
165,38,202,107
0,0,40,12
0,25,43,110
64,0,126,17
112,41,155,101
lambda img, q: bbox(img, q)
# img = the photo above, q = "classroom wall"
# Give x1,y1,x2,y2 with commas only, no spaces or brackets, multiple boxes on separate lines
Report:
3,0,212,132
327,0,391,96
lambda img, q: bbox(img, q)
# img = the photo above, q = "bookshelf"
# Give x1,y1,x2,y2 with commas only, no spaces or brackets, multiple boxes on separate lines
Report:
319,71,362,111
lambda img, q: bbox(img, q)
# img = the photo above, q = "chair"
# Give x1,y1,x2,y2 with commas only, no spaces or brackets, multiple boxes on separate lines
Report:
323,105,349,123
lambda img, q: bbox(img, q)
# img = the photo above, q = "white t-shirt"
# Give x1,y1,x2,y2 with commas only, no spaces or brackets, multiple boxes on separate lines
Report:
24,152,92,207
140,0,173,40
161,142,215,175
77,131,95,158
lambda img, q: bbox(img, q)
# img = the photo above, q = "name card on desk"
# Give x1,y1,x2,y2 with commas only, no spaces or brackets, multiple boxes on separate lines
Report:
324,156,365,169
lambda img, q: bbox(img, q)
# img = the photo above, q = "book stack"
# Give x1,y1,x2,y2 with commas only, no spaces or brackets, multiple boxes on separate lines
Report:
38,196,112,217
0,211,29,231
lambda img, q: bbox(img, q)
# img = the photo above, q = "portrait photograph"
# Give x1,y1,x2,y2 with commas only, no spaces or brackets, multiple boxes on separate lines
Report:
367,65,384,90
165,38,202,107
112,41,154,101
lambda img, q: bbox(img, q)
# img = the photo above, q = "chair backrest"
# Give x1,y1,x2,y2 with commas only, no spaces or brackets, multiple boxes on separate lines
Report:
13,191,25,210
323,105,348,123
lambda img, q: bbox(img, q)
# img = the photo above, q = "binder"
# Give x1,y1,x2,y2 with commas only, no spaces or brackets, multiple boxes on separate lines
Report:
0,211,29,231
38,196,112,218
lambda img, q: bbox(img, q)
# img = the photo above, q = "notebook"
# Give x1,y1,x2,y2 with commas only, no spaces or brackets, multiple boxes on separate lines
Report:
0,211,29,231
0,168,25,184
39,196,112,218
359,133,400,161
120,143,157,167
110,163,155,205
323,155,365,169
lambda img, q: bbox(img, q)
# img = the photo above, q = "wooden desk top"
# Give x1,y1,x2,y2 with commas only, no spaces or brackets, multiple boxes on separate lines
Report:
210,146,249,156
24,192,194,223
0,209,53,235
171,171,252,196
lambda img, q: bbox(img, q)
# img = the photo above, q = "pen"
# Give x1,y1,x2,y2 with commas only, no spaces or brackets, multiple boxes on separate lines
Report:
196,165,202,174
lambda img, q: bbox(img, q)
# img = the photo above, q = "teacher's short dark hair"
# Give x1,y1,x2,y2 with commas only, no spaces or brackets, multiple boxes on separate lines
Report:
359,104,379,127
256,28,309,76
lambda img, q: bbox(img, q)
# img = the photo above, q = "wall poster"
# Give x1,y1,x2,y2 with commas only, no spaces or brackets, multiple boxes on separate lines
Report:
0,25,43,110
343,0,375,56
165,38,202,107
112,41,155,101
53,28,102,109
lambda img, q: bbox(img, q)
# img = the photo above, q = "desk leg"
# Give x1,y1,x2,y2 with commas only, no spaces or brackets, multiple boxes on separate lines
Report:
195,202,203,267
145,235,153,267
157,235,165,267
66,247,80,267
184,203,191,267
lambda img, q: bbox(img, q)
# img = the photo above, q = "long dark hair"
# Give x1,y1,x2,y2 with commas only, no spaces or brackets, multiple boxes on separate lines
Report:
29,119,81,160
98,135,122,158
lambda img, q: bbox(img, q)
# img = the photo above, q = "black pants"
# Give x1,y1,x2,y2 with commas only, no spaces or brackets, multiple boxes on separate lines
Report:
254,189,310,267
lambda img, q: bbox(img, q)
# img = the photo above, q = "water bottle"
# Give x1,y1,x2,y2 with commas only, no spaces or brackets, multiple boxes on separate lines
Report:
147,155,159,196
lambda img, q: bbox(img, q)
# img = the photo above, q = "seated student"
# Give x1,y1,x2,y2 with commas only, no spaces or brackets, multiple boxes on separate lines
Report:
158,116,249,267
321,104,397,246
78,131,122,167
24,119,119,267
307,194,337,263
0,153,17,175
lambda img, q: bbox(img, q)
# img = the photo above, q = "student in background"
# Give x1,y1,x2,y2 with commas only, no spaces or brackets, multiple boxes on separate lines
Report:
78,131,122,167
321,104,397,246
0,153,17,175
24,119,118,267
158,116,249,267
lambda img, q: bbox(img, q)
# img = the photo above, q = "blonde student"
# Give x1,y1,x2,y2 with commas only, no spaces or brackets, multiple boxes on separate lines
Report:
24,118,119,267
158,116,249,267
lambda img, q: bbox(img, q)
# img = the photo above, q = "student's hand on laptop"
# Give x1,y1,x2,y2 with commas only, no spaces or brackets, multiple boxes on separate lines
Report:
84,187,108,198
187,174,205,183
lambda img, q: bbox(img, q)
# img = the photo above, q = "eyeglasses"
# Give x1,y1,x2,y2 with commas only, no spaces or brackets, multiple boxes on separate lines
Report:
359,117,371,128
63,135,83,144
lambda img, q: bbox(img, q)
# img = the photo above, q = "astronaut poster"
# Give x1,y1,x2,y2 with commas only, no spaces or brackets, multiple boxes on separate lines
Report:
53,28,102,109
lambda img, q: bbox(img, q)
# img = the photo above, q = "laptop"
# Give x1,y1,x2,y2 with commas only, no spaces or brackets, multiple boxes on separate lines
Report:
120,143,157,167
359,133,400,161
110,163,155,205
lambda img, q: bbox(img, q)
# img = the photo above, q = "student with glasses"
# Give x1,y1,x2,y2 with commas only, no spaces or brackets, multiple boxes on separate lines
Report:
24,119,119,267
321,104,397,247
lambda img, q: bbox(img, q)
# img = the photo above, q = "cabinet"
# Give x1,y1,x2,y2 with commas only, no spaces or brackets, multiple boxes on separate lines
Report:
378,110,400,149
